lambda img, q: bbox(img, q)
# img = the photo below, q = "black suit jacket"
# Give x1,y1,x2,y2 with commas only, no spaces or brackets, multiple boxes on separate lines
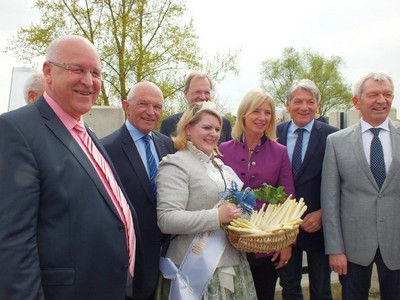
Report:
0,97,144,300
160,112,232,143
277,120,338,251
101,125,174,299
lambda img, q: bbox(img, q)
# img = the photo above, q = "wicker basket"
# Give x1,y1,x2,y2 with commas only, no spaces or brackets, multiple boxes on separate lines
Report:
227,225,299,253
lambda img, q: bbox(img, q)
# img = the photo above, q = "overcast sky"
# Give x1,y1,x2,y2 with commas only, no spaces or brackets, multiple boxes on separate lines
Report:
1,0,400,116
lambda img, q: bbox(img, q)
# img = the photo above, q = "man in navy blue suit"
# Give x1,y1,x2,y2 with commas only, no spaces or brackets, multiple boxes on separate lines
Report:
277,79,338,300
102,81,174,300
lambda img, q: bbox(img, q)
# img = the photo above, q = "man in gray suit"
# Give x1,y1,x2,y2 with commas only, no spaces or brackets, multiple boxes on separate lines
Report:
321,72,400,299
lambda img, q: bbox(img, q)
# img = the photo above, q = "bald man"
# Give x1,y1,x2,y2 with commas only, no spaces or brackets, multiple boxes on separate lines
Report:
102,81,174,300
0,36,143,300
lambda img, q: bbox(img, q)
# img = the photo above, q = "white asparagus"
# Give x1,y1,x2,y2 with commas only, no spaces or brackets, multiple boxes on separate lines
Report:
227,195,308,234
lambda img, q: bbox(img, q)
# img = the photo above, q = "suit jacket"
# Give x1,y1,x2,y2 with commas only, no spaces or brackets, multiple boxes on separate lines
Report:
321,120,400,269
160,112,232,143
0,97,144,300
219,137,295,200
101,125,174,298
277,120,338,251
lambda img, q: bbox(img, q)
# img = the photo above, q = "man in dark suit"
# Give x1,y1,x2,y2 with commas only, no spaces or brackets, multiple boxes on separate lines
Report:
0,36,144,300
160,71,232,143
277,79,338,300
102,81,174,300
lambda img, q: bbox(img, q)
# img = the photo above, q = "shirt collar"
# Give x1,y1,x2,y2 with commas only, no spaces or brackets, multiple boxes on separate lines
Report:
125,120,153,142
43,92,83,130
288,119,315,134
360,118,390,134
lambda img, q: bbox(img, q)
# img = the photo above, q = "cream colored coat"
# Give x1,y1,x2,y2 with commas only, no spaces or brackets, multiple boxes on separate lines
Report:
156,148,240,267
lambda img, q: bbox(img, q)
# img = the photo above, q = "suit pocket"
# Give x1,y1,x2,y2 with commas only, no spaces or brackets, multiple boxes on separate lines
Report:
41,268,75,286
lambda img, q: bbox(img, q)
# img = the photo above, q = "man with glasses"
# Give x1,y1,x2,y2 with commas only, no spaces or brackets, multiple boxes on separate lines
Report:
102,81,174,300
0,35,143,300
160,71,232,143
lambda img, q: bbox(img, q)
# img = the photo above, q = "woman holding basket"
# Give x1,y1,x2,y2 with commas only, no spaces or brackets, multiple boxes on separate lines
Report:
156,102,257,300
219,88,295,300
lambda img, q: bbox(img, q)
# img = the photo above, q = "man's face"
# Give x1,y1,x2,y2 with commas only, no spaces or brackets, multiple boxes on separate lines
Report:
184,77,212,104
123,84,163,134
285,88,319,128
44,38,102,120
352,79,393,127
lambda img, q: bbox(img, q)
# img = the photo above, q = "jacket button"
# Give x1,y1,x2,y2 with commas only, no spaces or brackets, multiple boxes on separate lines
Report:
251,161,256,166
118,226,125,232
251,175,256,179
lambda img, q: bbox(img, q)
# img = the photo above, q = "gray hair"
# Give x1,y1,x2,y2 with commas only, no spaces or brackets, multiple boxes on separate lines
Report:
352,72,394,99
287,79,321,102
23,72,45,103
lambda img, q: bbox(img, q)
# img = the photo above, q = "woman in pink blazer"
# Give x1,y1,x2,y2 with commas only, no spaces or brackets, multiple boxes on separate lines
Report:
219,88,295,300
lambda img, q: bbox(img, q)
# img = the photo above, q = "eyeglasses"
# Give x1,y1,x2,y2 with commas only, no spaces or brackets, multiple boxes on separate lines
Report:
130,99,163,113
48,61,102,79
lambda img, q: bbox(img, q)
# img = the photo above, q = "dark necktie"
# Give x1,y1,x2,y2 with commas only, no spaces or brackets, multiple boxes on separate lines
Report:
143,134,157,196
370,128,386,189
292,128,304,176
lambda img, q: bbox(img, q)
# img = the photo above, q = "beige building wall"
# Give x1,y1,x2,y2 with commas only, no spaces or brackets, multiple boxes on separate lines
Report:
329,108,397,129
84,106,125,139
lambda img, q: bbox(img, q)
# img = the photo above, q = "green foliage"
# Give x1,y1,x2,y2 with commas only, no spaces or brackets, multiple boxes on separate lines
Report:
253,183,287,205
4,0,239,110
224,112,236,128
260,47,353,116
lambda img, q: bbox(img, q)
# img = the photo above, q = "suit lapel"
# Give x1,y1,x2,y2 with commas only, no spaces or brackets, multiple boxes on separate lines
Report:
120,126,156,204
382,120,400,190
297,123,321,179
351,123,379,189
153,132,169,161
38,100,121,219
278,122,289,146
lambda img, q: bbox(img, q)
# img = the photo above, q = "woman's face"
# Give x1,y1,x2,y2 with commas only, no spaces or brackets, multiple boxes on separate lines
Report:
185,112,221,155
243,102,272,137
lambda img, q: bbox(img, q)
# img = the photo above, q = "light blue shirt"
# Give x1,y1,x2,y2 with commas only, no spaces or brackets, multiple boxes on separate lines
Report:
287,120,315,164
125,120,160,177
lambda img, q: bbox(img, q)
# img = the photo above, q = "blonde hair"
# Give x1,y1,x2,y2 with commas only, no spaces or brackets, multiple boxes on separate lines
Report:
232,88,277,141
173,102,222,151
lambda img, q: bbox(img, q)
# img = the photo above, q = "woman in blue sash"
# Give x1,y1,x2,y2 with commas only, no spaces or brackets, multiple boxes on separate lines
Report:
156,102,257,300
219,88,295,300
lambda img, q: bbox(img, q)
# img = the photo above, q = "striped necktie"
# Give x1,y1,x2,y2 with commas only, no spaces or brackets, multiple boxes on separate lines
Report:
143,134,157,196
292,128,304,176
74,122,136,277
370,128,386,189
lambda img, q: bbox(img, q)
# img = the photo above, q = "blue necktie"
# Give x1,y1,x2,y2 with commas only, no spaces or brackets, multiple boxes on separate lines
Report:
143,135,157,196
370,128,386,189
292,128,304,176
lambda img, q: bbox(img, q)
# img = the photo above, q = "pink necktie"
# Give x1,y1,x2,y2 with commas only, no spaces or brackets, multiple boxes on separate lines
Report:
74,123,136,277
